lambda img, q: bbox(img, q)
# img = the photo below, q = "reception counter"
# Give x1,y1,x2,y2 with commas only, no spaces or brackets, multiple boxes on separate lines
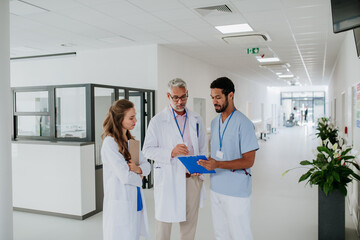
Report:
12,141,97,220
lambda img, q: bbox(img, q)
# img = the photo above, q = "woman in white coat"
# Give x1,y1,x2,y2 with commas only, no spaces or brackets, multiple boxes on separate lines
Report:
101,99,150,240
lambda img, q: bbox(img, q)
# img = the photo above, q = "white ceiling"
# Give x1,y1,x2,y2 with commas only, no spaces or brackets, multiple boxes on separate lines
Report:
9,0,347,87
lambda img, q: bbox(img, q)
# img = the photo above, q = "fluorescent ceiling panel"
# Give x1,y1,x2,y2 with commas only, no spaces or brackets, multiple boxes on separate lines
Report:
279,74,295,78
257,57,280,63
215,23,253,34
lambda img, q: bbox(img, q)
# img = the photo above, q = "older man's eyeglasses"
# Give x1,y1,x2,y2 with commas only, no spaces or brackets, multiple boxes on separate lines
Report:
169,93,188,102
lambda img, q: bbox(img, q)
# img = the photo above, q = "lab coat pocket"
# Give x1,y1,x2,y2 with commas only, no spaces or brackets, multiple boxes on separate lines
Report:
154,166,164,188
110,200,131,226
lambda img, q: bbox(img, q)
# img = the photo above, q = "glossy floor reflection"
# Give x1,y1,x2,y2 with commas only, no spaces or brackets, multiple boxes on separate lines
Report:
13,125,359,240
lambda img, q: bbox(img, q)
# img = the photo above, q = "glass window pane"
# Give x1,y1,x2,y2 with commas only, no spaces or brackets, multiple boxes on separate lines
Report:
291,92,299,98
16,91,48,112
304,92,313,97
281,92,292,98
129,91,142,143
292,92,313,98
17,116,50,136
119,89,125,100
144,93,149,133
314,92,325,97
314,99,325,121
95,87,114,165
56,87,86,138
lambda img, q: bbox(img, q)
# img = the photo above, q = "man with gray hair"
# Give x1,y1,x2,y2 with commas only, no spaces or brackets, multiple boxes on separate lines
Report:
143,78,207,240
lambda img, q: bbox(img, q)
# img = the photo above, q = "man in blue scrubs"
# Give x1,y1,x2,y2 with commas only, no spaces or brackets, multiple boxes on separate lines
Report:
198,77,259,240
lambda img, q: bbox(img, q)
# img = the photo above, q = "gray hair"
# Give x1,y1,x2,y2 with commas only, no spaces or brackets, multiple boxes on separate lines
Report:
167,78,187,93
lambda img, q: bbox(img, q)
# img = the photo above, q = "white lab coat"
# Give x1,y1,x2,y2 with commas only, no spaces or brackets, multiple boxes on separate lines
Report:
142,106,207,223
101,136,151,240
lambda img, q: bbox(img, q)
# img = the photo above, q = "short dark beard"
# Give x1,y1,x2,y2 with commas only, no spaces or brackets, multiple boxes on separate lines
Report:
215,96,229,113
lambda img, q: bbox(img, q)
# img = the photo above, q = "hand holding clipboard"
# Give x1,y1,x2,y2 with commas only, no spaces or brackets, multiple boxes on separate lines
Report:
177,155,216,174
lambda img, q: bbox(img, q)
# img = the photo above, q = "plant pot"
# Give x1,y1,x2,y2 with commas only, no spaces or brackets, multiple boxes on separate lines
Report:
318,188,345,240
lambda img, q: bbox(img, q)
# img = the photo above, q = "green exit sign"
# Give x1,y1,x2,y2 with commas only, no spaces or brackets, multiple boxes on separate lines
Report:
247,48,259,54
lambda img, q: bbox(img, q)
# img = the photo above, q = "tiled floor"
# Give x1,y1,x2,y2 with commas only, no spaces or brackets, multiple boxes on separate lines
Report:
13,125,359,240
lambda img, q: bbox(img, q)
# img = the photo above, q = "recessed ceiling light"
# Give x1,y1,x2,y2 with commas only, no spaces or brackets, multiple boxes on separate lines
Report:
276,72,282,75
215,23,253,34
257,57,280,63
279,74,294,78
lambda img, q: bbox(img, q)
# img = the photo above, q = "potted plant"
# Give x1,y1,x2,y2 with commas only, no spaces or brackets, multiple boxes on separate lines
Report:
283,117,360,240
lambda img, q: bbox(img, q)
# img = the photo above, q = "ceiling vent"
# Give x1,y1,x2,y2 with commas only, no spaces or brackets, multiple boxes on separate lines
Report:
195,4,232,16
222,33,269,45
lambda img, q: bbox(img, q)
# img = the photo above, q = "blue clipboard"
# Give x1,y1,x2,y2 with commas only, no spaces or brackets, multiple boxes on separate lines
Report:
177,155,216,174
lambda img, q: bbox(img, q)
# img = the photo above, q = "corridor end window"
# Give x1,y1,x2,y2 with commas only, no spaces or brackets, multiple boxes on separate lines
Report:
56,87,87,139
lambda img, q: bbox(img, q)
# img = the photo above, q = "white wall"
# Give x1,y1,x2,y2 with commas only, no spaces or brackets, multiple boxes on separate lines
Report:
230,74,274,122
12,143,96,216
156,46,279,130
328,30,360,230
157,46,227,129
329,31,360,150
11,45,158,90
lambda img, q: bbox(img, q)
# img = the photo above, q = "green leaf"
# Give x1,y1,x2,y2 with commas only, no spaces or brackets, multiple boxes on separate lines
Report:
317,146,331,154
310,174,323,185
351,172,360,182
348,162,360,170
300,160,312,166
282,169,290,176
338,185,347,196
332,172,340,182
299,171,312,183
323,184,330,196
321,163,329,171
327,175,334,185
341,148,352,156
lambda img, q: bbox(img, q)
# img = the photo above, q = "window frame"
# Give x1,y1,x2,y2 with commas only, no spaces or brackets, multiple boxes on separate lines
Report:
13,86,54,141
12,83,155,143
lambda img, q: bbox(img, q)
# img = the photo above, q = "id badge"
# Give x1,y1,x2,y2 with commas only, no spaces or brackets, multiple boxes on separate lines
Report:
216,150,224,159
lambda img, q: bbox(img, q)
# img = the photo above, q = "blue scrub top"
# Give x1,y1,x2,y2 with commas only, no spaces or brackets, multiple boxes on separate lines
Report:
210,110,259,197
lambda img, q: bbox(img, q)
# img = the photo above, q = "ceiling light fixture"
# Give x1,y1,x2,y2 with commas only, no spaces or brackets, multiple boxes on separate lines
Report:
278,74,294,78
215,23,253,34
257,57,280,63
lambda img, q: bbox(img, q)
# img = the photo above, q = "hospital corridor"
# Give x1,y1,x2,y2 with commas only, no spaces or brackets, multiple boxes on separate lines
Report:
12,125,359,240
2,0,360,240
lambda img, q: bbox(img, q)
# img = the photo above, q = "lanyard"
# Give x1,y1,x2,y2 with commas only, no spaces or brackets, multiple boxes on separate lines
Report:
218,108,236,151
172,108,187,140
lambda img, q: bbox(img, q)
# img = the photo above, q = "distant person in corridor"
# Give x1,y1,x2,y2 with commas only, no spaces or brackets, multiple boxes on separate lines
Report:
198,77,259,240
